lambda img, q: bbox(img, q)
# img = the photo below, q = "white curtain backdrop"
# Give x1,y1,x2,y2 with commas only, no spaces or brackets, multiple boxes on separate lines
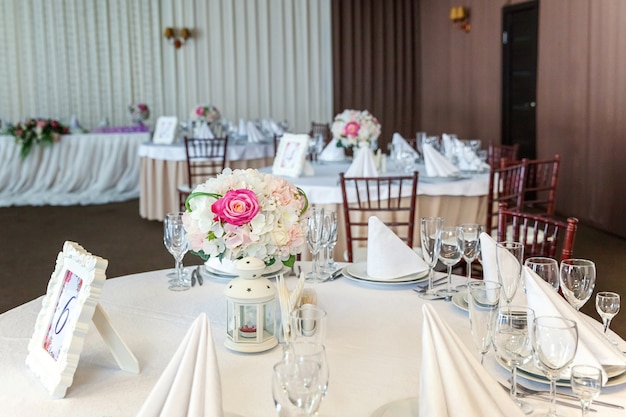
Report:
0,0,333,133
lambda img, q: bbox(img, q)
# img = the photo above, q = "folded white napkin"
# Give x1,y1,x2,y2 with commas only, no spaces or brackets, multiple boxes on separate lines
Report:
366,216,428,279
524,267,626,383
345,145,378,177
420,304,526,417
269,119,285,135
195,121,215,140
391,132,419,159
247,121,265,143
238,118,247,136
441,133,457,161
136,313,223,417
422,143,460,177
318,138,346,162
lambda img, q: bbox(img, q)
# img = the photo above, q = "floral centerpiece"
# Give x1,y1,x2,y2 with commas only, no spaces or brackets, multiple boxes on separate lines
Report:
331,109,381,149
8,118,69,159
182,168,309,268
128,103,150,124
190,104,221,125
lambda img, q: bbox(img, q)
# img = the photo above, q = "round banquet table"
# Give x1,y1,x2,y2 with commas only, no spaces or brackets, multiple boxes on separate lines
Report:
1,264,625,416
139,140,275,221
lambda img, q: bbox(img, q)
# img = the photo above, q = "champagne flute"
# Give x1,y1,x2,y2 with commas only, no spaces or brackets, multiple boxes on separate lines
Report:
493,306,535,414
306,207,330,283
322,211,338,273
435,226,463,297
595,291,620,337
418,217,443,299
457,223,482,290
163,212,190,291
467,281,501,364
532,316,579,417
525,257,559,291
570,365,603,417
496,241,524,309
560,259,596,311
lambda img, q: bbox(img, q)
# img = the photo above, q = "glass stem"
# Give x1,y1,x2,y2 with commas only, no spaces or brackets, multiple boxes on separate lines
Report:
428,267,434,291
603,318,611,333
466,260,472,285
312,248,320,276
510,366,519,399
548,377,557,415
175,258,183,283
582,400,590,417
447,265,452,292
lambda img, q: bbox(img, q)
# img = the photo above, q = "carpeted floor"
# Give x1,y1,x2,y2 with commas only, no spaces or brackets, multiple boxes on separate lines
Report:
2,198,625,338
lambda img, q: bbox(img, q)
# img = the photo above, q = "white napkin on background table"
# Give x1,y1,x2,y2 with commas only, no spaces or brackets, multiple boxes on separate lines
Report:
237,118,247,136
195,121,215,140
136,313,223,417
366,216,428,279
319,138,346,162
420,304,526,417
391,132,419,159
422,143,460,177
246,122,265,143
345,145,378,177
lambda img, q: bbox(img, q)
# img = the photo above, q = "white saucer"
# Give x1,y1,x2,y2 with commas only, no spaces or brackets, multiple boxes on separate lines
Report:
370,397,419,417
346,262,429,283
451,292,469,312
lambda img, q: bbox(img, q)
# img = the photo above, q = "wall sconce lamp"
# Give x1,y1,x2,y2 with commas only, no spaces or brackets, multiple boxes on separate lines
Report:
163,27,192,49
450,6,471,33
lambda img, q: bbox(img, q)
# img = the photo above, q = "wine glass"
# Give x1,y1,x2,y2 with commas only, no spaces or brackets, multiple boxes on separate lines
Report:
272,359,323,417
570,365,603,417
457,223,482,290
493,306,535,415
435,226,463,297
467,281,502,364
595,291,620,337
283,341,329,398
306,207,330,283
163,212,190,291
525,257,559,291
322,211,338,273
532,316,579,417
496,241,524,309
560,259,596,311
418,217,443,299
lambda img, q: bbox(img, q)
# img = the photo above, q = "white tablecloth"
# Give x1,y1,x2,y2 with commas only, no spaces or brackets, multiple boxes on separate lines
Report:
0,133,148,206
1,266,624,416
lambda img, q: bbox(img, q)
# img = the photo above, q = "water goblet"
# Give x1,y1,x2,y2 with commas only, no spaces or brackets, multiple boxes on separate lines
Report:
435,226,463,297
457,223,482,290
306,207,330,283
283,341,329,398
272,359,323,417
595,291,620,337
570,365,603,417
525,257,559,291
531,316,579,417
496,241,524,309
418,217,443,299
467,281,501,364
163,212,190,291
493,306,535,414
560,259,596,311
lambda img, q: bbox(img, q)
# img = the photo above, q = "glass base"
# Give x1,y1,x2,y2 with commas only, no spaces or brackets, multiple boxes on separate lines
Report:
514,398,534,415
166,268,189,279
435,287,458,297
168,282,191,291
418,290,443,300
306,272,330,283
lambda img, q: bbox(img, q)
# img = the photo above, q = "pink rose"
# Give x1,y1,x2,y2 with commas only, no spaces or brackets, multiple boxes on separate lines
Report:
196,107,205,116
138,104,148,111
343,121,361,137
211,189,260,226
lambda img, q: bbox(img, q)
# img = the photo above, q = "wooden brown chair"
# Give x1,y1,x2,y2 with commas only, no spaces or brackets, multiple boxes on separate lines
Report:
178,136,229,211
486,159,526,234
497,203,578,261
520,154,560,216
339,171,418,262
487,143,519,168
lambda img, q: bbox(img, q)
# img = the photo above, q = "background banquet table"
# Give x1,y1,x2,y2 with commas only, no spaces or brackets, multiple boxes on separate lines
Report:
0,132,148,206
139,140,275,220
1,264,624,416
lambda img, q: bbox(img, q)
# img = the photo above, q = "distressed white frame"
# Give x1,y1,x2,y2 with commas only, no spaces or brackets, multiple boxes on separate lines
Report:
272,133,310,178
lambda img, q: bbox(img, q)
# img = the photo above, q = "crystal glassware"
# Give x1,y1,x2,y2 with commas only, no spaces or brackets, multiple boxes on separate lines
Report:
322,211,338,273
532,316,579,417
570,365,603,417
560,259,596,311
496,241,524,309
467,281,502,364
272,359,323,417
525,257,559,291
418,217,443,299
457,223,482,290
493,306,535,415
283,341,329,398
290,305,327,345
435,226,463,297
163,212,190,291
595,291,620,336
306,207,330,283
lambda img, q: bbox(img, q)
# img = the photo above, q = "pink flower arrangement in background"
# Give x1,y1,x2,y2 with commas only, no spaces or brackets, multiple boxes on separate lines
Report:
128,103,150,124
8,118,69,159
331,109,381,148
190,104,221,125
182,168,308,267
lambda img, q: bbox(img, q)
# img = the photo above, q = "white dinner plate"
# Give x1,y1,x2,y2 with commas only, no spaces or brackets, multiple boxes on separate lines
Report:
370,397,419,417
419,173,470,183
344,262,429,284
451,291,469,312
201,265,290,280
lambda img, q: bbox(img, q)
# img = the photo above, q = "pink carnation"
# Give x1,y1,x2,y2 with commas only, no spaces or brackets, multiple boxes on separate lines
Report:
343,121,361,137
211,189,260,226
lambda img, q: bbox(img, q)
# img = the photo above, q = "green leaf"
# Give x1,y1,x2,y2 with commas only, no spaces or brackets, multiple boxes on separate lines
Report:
185,191,222,212
282,255,296,268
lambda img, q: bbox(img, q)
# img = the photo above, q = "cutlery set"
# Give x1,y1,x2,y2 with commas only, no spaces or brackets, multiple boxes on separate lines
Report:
190,266,203,287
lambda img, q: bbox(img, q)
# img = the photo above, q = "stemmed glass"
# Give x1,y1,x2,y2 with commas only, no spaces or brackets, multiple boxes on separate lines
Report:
435,226,463,297
570,365,603,417
493,306,535,415
595,292,620,337
163,212,190,291
418,217,443,299
283,341,329,398
496,241,524,309
532,316,579,417
457,224,482,290
467,281,502,364
322,211,338,274
272,359,323,417
560,259,596,311
525,257,559,291
306,207,330,283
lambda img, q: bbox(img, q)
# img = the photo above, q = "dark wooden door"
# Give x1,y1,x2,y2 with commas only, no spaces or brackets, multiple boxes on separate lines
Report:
502,1,538,159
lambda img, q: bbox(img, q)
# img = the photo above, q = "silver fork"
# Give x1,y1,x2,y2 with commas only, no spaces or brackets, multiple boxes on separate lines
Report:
514,383,623,409
497,381,597,412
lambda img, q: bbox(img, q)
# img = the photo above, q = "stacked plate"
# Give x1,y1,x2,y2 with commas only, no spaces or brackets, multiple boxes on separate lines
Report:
200,263,290,281
341,262,429,287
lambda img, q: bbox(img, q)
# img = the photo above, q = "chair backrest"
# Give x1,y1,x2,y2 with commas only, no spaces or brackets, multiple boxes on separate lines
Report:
339,171,418,262
184,136,229,188
487,143,519,167
497,203,578,261
520,154,560,216
486,160,525,233
309,122,332,145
